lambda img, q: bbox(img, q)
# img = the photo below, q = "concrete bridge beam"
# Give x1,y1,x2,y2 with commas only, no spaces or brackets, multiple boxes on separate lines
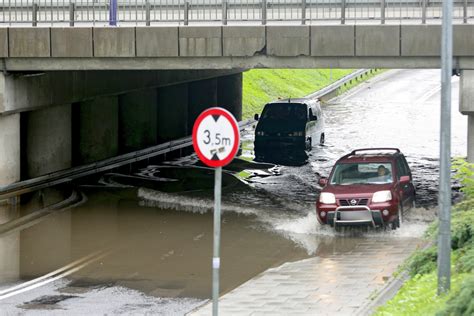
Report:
73,96,119,165
21,105,72,178
188,78,218,130
0,114,20,187
157,83,189,143
217,73,243,121
119,89,158,153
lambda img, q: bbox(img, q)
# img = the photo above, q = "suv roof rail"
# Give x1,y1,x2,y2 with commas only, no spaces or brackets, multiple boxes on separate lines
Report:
339,148,401,160
350,148,400,155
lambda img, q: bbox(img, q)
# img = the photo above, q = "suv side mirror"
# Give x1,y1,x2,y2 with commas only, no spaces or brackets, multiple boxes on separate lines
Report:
400,175,410,183
318,177,328,186
254,113,259,121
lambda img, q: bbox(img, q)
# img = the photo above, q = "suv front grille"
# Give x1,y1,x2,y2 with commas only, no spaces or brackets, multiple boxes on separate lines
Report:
339,198,369,206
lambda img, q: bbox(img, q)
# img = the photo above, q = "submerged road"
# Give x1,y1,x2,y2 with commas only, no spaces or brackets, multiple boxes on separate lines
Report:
0,69,467,315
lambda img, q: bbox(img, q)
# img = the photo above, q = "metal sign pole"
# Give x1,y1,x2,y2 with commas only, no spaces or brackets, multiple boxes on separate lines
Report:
438,0,453,295
212,166,222,315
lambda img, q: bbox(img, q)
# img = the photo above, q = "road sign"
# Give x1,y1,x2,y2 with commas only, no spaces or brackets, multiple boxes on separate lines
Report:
192,107,240,168
192,107,240,316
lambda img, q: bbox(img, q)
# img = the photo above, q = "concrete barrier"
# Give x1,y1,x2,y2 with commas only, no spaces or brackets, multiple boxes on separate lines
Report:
401,25,441,57
223,26,265,57
179,26,222,57
311,25,354,57
0,29,7,58
9,28,50,58
93,27,135,57
136,27,179,57
267,26,310,57
51,28,93,58
356,25,400,57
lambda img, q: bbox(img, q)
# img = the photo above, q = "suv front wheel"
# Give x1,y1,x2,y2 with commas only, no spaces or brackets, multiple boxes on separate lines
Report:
392,204,403,230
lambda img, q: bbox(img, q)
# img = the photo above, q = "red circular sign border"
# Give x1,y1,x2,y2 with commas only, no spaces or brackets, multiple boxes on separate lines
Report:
192,107,240,168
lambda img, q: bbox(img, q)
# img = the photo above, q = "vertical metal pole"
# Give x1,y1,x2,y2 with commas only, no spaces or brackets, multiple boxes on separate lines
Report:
438,0,453,296
32,3,38,27
69,2,75,27
341,0,346,25
301,0,306,25
381,0,386,24
262,0,267,25
422,0,427,24
109,0,117,26
212,166,222,316
222,0,228,25
184,1,189,25
146,0,151,26
463,0,468,24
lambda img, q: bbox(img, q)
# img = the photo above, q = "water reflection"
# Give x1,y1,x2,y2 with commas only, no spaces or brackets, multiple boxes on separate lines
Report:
0,200,20,284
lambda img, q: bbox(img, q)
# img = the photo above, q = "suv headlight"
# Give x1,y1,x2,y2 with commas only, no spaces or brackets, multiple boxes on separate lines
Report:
256,131,266,136
372,190,392,203
319,192,336,204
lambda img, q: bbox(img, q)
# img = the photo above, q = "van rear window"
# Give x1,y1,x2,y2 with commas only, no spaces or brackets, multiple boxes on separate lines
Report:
261,103,307,121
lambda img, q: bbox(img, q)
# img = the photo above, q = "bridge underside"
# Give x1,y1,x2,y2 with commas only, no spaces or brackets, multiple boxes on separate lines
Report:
0,70,242,186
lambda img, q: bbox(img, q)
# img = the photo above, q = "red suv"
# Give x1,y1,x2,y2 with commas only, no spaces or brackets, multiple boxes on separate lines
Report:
316,148,416,230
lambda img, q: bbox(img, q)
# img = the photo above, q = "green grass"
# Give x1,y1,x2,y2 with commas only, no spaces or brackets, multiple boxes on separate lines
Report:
374,272,465,316
337,69,385,95
242,69,354,119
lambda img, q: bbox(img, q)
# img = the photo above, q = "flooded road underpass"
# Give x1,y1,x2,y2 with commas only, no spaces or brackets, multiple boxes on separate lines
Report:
0,69,467,315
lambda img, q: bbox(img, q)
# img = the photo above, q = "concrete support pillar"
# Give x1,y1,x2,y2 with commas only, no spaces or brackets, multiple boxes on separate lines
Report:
0,203,19,283
119,89,158,153
460,70,474,163
157,83,189,142
73,96,119,165
21,105,72,178
0,114,20,187
217,73,243,121
188,78,218,132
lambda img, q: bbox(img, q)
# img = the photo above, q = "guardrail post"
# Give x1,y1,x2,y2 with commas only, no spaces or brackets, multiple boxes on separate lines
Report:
341,0,346,24
301,0,306,25
421,0,427,24
262,0,267,25
32,3,38,27
69,2,75,27
184,1,189,25
463,0,468,23
146,0,151,26
381,0,386,24
222,0,228,25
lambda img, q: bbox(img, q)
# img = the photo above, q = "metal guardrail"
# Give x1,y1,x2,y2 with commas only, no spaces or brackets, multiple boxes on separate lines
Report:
307,68,372,100
0,119,255,200
0,0,472,26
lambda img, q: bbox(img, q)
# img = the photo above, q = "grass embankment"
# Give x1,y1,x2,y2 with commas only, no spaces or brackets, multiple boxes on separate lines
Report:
375,159,474,316
242,69,354,119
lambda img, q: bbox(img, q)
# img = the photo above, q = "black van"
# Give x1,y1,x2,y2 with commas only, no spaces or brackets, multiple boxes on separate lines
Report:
253,98,325,162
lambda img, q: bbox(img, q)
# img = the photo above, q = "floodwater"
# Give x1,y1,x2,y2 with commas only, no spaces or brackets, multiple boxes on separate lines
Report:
0,69,467,314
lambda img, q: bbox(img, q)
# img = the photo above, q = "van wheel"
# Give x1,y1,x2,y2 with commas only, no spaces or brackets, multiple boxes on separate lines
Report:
306,137,312,150
320,133,325,145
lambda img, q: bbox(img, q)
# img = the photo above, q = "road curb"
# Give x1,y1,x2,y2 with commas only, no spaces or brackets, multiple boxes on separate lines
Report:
356,270,410,316
356,240,433,316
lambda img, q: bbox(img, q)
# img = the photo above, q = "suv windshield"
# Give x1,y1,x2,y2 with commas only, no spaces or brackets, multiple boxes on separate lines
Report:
261,103,307,122
330,162,393,185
